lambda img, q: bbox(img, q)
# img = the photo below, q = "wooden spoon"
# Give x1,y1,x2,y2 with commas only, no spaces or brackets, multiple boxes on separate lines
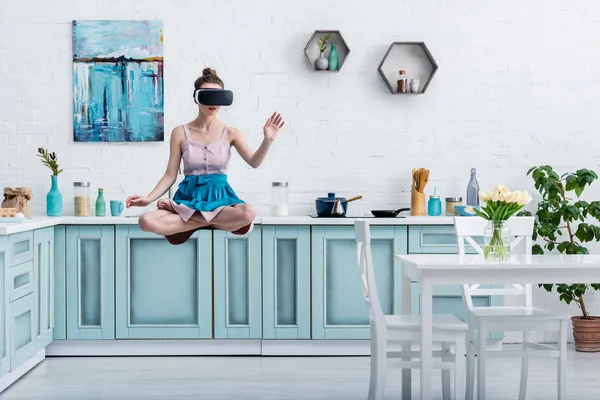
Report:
418,169,429,192
413,168,420,191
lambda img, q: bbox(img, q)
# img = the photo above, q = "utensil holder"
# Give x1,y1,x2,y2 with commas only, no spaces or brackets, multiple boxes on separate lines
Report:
411,188,426,216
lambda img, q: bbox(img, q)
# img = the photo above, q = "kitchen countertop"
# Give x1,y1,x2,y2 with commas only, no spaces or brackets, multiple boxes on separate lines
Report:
0,215,456,235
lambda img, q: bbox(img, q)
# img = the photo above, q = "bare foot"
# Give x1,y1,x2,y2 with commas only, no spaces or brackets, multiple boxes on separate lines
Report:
157,198,175,213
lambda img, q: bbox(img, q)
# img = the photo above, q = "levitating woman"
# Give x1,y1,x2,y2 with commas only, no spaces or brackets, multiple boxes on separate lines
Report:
126,68,285,244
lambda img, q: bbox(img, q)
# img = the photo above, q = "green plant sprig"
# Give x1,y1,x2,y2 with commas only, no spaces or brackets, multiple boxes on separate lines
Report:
518,165,600,319
37,147,63,176
317,33,332,53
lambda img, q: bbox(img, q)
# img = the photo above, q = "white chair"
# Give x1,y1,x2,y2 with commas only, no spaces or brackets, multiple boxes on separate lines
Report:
355,220,468,400
454,216,569,400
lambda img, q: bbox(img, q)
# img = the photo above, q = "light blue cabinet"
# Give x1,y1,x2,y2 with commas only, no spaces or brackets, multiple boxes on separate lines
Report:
66,226,115,339
9,292,36,371
407,225,502,340
312,225,408,339
115,226,212,339
262,226,310,339
0,236,9,377
213,227,262,339
34,227,54,349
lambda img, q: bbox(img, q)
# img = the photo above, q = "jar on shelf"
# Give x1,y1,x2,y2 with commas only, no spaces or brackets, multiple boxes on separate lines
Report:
73,182,91,216
445,197,463,216
397,70,407,93
270,182,289,216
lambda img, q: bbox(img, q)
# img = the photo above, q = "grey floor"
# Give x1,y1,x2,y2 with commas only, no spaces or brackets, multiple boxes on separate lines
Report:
3,347,600,399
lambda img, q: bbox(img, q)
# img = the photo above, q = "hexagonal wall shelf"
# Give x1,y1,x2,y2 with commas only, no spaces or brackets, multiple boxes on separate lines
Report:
377,42,438,94
304,30,350,72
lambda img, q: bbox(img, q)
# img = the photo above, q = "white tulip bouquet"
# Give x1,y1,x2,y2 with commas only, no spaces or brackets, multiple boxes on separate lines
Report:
473,184,533,260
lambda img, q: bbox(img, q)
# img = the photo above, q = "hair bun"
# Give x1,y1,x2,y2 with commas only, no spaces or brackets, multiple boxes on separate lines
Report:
202,67,217,76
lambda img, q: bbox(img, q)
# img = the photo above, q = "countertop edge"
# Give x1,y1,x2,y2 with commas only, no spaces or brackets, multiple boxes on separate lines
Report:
0,215,457,235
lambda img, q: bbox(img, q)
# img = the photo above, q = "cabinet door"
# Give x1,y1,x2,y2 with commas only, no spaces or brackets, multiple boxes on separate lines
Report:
311,225,408,339
262,226,310,339
66,226,115,339
407,225,501,340
0,237,10,377
34,227,54,348
213,227,262,339
115,226,212,339
9,293,36,371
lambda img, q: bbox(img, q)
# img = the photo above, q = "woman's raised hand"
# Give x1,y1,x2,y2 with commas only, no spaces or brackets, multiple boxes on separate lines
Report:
263,112,285,141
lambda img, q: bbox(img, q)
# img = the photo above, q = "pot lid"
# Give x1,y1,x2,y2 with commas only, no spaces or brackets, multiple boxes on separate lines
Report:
316,192,346,202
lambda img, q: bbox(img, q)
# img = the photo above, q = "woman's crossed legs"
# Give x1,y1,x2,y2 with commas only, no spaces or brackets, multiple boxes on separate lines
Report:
138,199,256,244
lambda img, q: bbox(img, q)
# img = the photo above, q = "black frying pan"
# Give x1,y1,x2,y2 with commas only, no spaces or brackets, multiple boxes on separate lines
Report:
371,207,410,218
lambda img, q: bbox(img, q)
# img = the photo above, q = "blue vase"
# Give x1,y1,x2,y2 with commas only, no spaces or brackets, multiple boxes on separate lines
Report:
328,42,339,71
46,175,62,216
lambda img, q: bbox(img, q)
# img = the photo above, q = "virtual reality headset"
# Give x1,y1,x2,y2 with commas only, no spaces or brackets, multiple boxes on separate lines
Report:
194,89,234,106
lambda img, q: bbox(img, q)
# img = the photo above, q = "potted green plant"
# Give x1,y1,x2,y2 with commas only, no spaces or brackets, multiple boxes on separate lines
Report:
519,165,600,352
315,33,332,70
37,147,63,216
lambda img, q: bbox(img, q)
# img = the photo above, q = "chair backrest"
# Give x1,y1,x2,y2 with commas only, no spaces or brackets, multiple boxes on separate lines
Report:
454,216,534,309
354,220,386,330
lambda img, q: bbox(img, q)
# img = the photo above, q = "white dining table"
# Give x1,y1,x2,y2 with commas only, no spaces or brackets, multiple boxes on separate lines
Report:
395,253,600,400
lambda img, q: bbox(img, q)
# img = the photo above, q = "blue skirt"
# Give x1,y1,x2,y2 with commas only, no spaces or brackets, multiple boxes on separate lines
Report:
170,174,245,222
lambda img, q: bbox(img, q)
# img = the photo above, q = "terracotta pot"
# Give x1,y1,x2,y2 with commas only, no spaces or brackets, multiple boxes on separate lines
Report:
571,316,600,352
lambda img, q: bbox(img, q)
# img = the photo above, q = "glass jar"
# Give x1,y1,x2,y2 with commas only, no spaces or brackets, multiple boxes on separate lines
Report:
73,182,91,216
483,220,511,261
270,182,289,216
445,197,462,216
428,195,441,216
397,70,407,93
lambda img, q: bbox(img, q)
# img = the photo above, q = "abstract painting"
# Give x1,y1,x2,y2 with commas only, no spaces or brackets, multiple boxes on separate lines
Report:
72,20,164,142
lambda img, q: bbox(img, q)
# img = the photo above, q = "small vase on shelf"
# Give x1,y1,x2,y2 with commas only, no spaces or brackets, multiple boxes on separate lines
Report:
315,51,329,70
327,42,339,71
483,220,511,261
95,188,106,217
46,175,62,217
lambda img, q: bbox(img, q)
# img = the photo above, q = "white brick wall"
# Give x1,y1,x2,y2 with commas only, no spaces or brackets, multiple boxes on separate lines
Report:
1,0,600,337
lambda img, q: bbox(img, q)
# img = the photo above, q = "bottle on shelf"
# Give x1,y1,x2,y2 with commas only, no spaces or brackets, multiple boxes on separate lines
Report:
466,168,480,206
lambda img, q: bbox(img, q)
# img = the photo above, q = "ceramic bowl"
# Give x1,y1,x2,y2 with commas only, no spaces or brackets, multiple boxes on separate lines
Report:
454,205,480,217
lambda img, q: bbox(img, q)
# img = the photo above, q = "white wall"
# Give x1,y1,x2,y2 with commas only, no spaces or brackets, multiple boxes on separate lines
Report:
1,0,600,340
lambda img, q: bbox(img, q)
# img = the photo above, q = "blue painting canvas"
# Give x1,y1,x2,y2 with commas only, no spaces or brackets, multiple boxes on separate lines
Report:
72,20,164,142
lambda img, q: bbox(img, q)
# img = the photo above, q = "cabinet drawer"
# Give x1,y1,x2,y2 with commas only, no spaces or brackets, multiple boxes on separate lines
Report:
10,292,36,371
9,231,34,267
9,261,34,302
408,225,482,254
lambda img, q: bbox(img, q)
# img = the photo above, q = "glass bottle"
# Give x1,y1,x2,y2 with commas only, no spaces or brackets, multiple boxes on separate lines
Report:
466,168,480,206
327,42,339,71
95,188,106,217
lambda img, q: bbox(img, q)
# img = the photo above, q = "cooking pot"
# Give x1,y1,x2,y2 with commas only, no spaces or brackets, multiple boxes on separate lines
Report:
315,193,362,217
